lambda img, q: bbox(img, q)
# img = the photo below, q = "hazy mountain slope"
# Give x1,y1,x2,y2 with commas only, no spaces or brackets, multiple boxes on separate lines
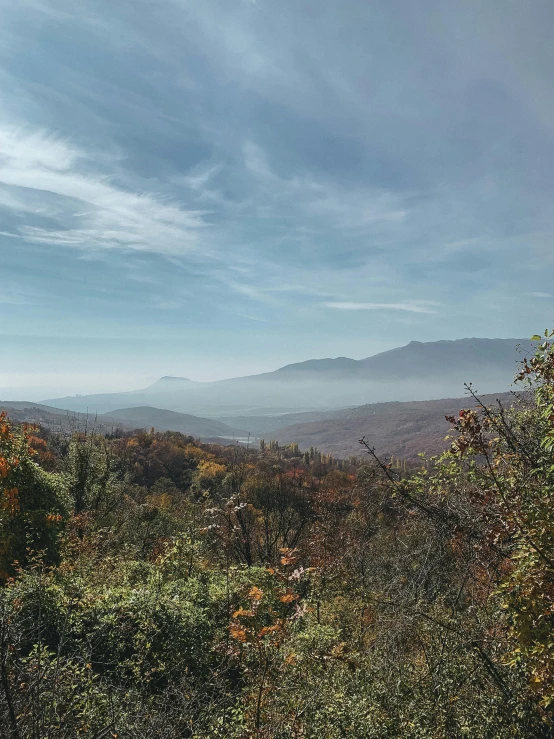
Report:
272,392,521,460
41,337,531,415
137,376,196,393
102,407,246,438
0,401,246,442
357,338,531,380
207,411,336,436
252,338,531,380
0,401,74,413
0,401,131,435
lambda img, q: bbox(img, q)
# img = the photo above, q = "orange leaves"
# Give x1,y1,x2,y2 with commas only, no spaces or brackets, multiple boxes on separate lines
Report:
0,453,19,479
280,555,296,566
279,591,297,603
229,574,303,648
279,547,297,567
2,487,19,515
233,608,254,618
0,415,22,491
0,411,10,439
248,586,263,602
258,624,281,637
229,626,247,643
45,513,63,524
284,652,297,665
230,586,265,643
0,419,22,518
0,457,9,479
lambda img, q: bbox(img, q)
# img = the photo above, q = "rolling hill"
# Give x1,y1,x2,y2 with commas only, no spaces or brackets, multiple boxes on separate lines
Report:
0,402,248,443
271,392,521,460
101,407,246,439
0,401,131,436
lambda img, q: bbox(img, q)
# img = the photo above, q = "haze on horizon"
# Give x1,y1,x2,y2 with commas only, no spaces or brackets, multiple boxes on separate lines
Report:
2,0,554,399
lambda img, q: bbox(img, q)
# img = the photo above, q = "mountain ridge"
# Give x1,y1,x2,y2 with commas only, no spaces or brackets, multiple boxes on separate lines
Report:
39,337,533,415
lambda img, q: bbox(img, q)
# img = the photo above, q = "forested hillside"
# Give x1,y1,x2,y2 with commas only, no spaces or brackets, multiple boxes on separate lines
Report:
1,336,554,737
270,392,520,460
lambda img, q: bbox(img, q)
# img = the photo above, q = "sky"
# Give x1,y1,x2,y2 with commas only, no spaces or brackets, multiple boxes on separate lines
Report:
2,0,554,398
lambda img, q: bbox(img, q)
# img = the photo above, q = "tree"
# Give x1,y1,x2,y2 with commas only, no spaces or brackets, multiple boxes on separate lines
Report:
0,414,67,579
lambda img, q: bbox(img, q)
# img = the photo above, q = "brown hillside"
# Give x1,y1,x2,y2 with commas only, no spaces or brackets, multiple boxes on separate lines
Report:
273,392,521,460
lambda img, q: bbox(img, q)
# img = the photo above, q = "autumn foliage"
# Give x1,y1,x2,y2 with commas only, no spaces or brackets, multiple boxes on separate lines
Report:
1,336,554,736
0,413,66,579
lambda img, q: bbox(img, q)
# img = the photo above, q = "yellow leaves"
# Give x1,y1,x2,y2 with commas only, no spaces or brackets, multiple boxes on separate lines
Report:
184,444,210,460
146,493,172,511
198,460,227,478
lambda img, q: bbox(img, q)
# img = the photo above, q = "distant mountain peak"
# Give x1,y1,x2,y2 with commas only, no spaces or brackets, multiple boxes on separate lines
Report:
146,376,193,388
158,376,191,382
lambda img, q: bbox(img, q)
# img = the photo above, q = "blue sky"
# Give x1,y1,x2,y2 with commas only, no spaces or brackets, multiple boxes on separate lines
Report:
1,0,554,397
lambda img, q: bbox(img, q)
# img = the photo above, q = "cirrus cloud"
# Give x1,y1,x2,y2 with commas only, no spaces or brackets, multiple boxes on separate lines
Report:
324,301,439,314
0,125,209,255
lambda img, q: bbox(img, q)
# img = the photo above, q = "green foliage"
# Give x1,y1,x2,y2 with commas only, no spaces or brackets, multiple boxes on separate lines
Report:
0,413,68,578
3,336,554,736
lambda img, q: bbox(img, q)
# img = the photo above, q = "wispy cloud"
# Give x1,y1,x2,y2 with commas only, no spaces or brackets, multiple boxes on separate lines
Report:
242,139,407,233
0,290,31,305
0,125,209,255
0,0,553,390
325,301,439,314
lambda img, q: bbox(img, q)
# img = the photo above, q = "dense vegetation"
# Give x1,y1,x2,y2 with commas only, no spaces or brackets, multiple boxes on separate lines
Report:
1,335,554,738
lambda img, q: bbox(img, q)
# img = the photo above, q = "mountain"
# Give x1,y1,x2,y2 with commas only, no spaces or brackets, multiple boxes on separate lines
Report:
41,337,533,416
271,391,523,461
137,377,195,394
101,407,246,439
261,338,531,382
0,401,132,435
